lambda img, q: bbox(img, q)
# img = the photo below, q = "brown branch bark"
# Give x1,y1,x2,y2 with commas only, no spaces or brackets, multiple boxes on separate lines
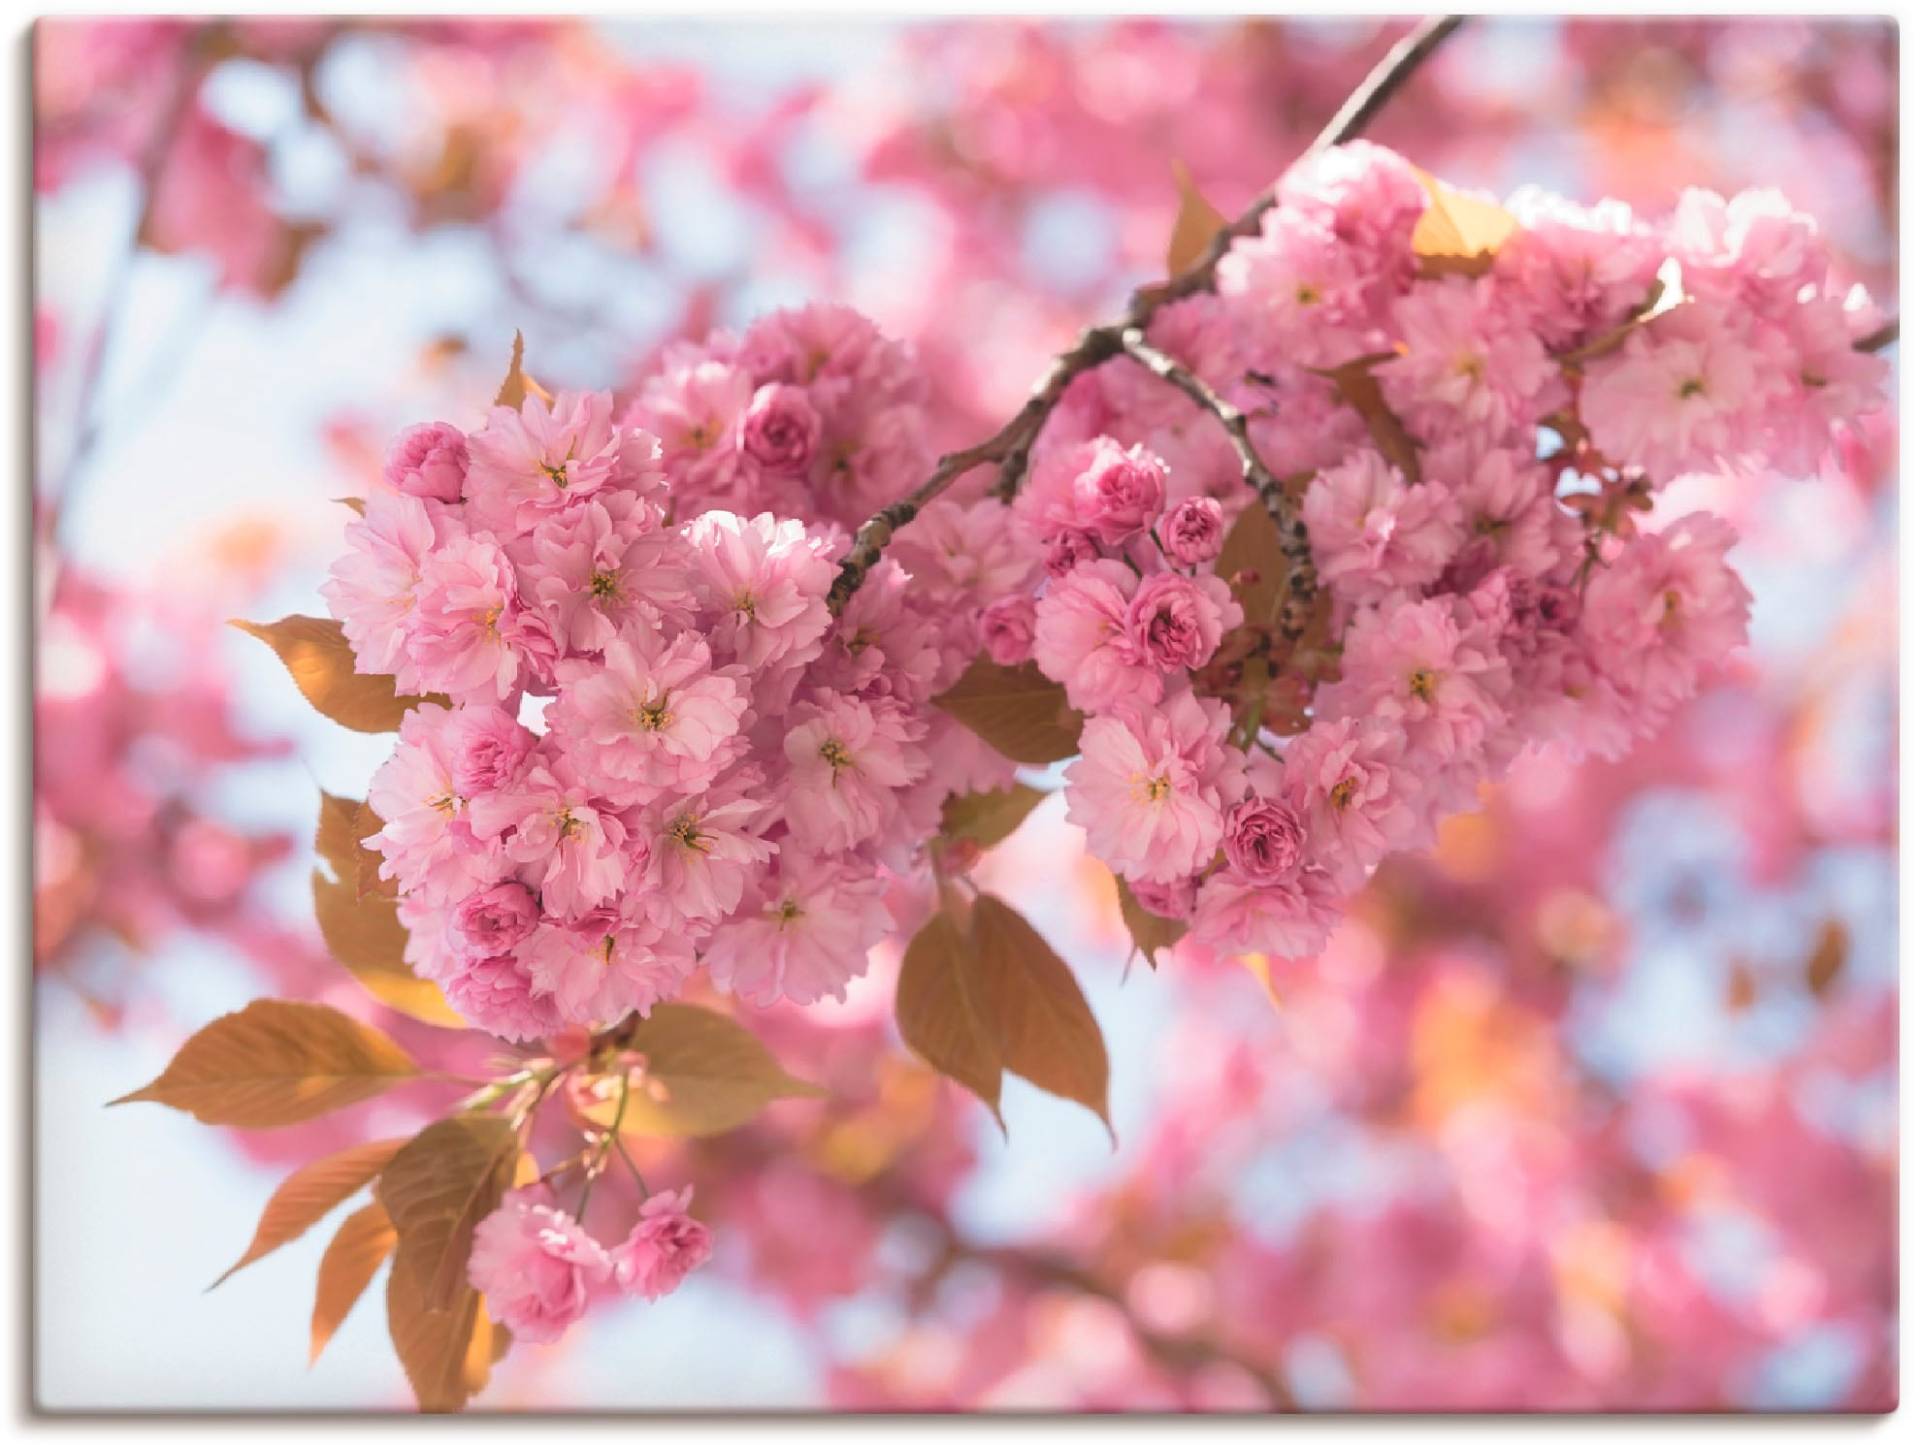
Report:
824,15,1469,614
1856,318,1900,354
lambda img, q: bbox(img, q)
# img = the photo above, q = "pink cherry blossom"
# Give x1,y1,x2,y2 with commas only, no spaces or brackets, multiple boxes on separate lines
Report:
704,856,892,1006
550,631,749,801
1030,559,1158,714
1124,571,1241,674
468,1187,612,1345
1161,496,1225,566
611,1186,714,1300
383,421,470,503
1303,450,1464,604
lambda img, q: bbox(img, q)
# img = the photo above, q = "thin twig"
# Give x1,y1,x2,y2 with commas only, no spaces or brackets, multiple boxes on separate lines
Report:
1856,318,1900,354
824,16,1468,614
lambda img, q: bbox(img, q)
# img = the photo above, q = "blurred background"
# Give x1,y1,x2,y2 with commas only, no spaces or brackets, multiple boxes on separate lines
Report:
31,15,1895,1412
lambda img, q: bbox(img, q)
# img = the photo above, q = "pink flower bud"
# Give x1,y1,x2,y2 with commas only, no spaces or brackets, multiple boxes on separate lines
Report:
384,421,469,502
980,595,1037,666
611,1187,713,1300
1163,496,1225,566
1071,438,1167,545
447,881,540,959
1042,528,1101,578
1222,797,1307,883
740,383,822,473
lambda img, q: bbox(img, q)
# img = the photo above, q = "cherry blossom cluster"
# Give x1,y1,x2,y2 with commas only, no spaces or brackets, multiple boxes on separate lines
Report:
323,303,1018,1042
467,1182,712,1343
983,141,1887,966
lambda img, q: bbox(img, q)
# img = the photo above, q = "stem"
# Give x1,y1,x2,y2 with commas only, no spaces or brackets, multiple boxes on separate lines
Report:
574,1068,633,1218
824,16,1468,615
1856,318,1900,353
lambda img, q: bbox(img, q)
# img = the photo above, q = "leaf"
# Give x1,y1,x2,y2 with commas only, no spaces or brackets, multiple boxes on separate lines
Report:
895,910,1004,1128
1114,873,1187,967
387,1268,491,1413
1214,500,1290,629
1410,166,1517,278
213,1137,407,1288
1166,158,1227,278
574,1003,826,1139
335,496,367,515
1321,358,1423,483
376,1115,520,1314
971,896,1112,1134
315,790,362,881
111,1000,417,1127
233,616,446,733
493,329,552,410
1804,919,1850,997
941,785,1046,851
312,868,465,1028
310,1201,397,1365
934,656,1085,766
1559,258,1688,367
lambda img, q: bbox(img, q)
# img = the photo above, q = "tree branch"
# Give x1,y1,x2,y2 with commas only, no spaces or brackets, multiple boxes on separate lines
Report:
1117,328,1318,638
1856,317,1899,354
824,15,1468,614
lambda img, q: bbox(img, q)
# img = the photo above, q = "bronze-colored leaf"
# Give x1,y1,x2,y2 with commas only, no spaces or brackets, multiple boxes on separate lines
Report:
493,329,552,410
895,909,1004,1128
111,999,417,1127
1804,919,1850,997
376,1115,519,1314
971,895,1112,1134
573,1003,825,1140
312,868,465,1028
387,1269,491,1413
310,1201,397,1364
1410,166,1517,278
335,496,367,515
1166,158,1227,278
232,615,446,733
1214,499,1291,630
1321,358,1422,483
1114,873,1188,967
315,791,362,881
214,1137,407,1288
941,785,1047,851
352,801,396,901
933,656,1084,766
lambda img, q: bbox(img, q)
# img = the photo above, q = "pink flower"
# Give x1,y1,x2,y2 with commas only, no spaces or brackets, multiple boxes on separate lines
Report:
514,494,692,655
1426,439,1571,584
611,1187,713,1300
367,704,498,903
550,631,749,802
704,855,892,1006
447,706,537,798
782,692,929,855
440,950,563,1042
1042,528,1102,578
1063,689,1246,884
1191,865,1342,960
383,421,469,503
1124,571,1241,674
467,1187,612,1345
1303,450,1463,604
321,492,441,684
1129,875,1198,922
629,358,755,500
686,511,834,670
446,881,539,959
1378,276,1563,442
1031,560,1159,714
1222,796,1307,883
1071,437,1168,545
465,390,659,536
979,595,1038,666
1162,496,1225,566
1281,716,1419,889
1319,596,1510,765
521,904,697,1026
1582,513,1752,721
739,383,822,473
408,535,533,703
1581,304,1765,477
466,760,630,919
890,497,1039,606
644,786,774,927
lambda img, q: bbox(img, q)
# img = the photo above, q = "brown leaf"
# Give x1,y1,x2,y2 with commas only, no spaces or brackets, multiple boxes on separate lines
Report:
111,999,417,1127
572,1003,825,1139
214,1137,407,1288
1321,358,1422,483
971,895,1112,1134
1114,873,1188,967
1410,166,1517,278
493,329,552,410
310,1200,397,1364
895,909,1004,1128
1804,919,1850,997
315,791,361,882
1166,158,1227,278
941,785,1047,851
934,656,1084,766
353,800,397,901
376,1115,519,1314
335,496,367,516
386,1269,491,1413
232,616,446,733
1214,500,1291,630
312,868,465,1029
